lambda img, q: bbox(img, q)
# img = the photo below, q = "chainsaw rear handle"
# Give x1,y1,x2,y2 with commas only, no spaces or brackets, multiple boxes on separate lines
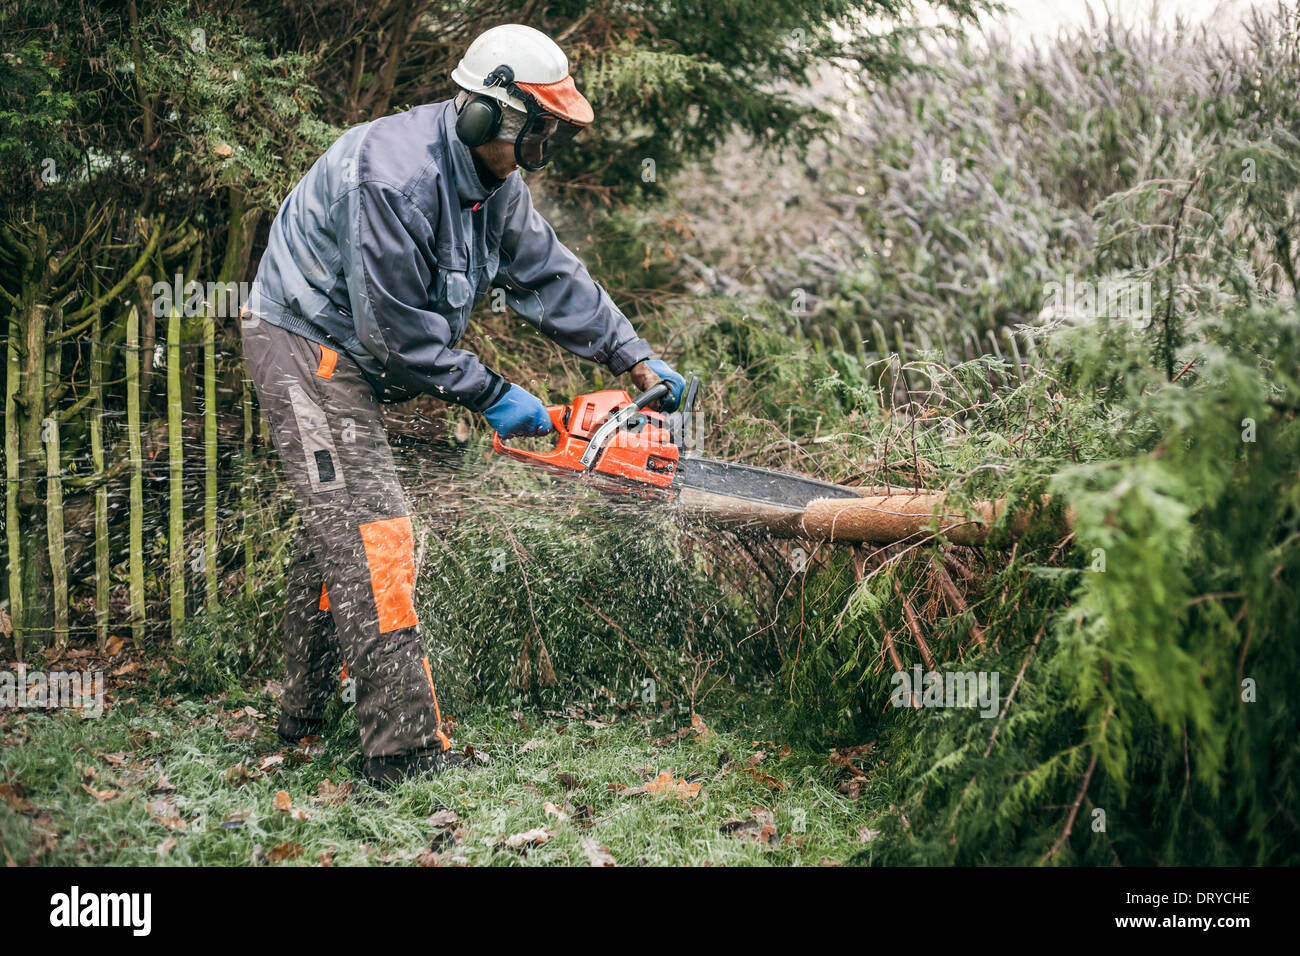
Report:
490,381,669,462
490,402,568,459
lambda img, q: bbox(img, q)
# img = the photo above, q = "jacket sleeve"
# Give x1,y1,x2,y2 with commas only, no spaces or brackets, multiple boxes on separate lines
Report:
339,179,509,410
496,180,653,376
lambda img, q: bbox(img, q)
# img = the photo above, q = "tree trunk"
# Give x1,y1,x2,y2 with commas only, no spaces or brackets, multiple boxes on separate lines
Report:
219,187,263,285
676,489,1066,546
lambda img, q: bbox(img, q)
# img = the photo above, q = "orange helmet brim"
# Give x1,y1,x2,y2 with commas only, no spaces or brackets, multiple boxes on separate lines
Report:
515,75,594,126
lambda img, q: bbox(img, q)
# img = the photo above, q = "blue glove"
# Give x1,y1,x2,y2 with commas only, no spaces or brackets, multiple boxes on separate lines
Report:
646,359,686,413
483,384,553,439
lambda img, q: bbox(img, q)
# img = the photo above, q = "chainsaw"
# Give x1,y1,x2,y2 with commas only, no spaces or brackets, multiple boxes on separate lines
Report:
491,378,862,510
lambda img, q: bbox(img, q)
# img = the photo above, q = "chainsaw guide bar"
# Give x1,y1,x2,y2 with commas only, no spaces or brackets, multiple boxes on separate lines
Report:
491,380,863,510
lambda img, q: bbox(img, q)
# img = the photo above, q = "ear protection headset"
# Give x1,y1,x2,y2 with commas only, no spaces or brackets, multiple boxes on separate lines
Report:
455,64,518,148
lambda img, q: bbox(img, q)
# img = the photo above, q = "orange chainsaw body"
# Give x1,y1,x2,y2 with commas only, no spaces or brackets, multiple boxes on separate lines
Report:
491,389,680,496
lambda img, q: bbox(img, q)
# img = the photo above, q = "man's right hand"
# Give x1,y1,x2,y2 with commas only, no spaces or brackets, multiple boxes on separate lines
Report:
483,384,554,439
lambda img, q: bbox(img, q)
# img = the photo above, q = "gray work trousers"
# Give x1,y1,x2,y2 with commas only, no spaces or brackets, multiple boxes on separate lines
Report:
240,313,449,758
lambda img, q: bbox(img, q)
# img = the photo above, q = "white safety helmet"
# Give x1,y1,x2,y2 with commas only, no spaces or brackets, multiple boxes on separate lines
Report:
452,24,593,126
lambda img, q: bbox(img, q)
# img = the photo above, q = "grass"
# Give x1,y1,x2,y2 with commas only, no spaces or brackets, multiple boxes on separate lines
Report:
0,669,887,867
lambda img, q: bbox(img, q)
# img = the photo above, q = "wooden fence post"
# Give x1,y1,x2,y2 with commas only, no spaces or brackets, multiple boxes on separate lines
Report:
127,306,146,643
4,315,23,656
90,308,109,650
203,310,218,610
43,415,68,653
242,373,255,599
167,303,184,638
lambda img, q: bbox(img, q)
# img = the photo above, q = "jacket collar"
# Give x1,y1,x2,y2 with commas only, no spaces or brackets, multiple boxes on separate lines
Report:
442,100,509,209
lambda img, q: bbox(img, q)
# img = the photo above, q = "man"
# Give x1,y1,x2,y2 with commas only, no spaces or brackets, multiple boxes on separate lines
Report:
240,23,685,786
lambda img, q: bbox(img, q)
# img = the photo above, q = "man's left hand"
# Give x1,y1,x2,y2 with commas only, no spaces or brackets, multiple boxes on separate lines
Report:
629,359,686,412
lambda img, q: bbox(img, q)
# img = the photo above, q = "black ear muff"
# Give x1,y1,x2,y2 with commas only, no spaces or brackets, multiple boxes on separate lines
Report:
455,95,502,147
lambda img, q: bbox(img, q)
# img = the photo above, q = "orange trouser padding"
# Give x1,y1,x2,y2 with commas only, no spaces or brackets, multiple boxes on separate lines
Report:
422,657,452,752
318,585,350,685
358,516,420,633
242,316,447,759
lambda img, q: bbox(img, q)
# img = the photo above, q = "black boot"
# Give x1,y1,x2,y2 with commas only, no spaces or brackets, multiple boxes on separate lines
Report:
365,748,445,788
277,712,325,746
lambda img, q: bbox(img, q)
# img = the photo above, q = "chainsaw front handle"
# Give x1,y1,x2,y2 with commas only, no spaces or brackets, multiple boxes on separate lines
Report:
580,382,670,472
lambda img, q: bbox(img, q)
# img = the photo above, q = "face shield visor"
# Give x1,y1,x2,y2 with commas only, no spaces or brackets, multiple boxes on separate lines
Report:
513,107,583,171
479,65,592,172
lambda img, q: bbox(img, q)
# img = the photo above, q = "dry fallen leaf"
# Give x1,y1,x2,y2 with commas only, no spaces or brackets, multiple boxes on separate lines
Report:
503,827,551,850
273,790,292,812
691,713,714,743
104,634,125,656
744,768,789,791
81,784,117,802
257,755,284,773
543,801,569,821
156,837,178,857
650,726,691,747
312,779,353,807
857,826,880,844
0,782,33,813
148,799,186,830
214,142,234,158
127,729,158,749
269,841,302,863
427,809,458,828
720,810,777,844
644,772,701,800
580,837,617,867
